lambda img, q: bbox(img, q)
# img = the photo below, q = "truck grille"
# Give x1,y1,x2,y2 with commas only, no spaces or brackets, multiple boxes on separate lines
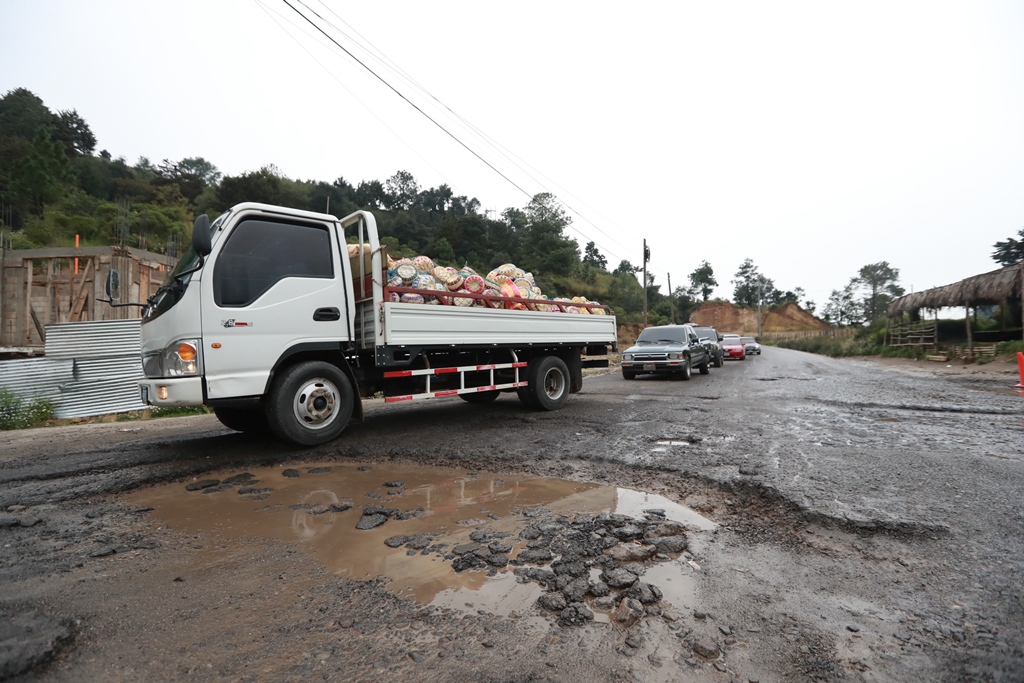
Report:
632,353,669,361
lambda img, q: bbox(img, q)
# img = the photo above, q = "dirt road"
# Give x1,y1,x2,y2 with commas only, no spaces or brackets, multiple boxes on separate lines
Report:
1,349,1022,682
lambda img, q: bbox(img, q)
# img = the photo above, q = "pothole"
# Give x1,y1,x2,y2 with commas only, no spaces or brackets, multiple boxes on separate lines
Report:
130,463,716,625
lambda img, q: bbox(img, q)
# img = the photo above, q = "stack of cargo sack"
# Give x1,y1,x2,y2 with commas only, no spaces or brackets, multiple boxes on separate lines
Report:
385,256,606,314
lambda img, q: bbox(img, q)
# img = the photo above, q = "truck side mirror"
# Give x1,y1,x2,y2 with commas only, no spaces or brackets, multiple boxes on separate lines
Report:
192,214,212,256
106,269,121,301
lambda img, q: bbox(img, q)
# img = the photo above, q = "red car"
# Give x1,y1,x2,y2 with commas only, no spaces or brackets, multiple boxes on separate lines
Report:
721,336,746,360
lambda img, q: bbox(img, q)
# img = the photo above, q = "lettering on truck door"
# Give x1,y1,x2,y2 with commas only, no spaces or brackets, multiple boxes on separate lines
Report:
200,215,348,399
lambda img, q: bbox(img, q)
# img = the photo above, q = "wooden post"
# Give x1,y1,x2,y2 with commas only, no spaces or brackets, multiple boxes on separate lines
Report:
965,304,973,358
23,258,33,344
43,257,54,328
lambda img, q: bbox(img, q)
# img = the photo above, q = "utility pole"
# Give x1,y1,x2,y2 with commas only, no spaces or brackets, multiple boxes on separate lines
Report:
667,273,674,324
642,240,650,327
757,276,763,338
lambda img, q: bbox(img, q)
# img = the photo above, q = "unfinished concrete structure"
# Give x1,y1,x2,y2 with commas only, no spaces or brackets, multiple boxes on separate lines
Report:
1,245,175,351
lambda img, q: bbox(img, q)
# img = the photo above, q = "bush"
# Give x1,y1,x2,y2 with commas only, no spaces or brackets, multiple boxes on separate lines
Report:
773,335,882,358
997,340,1024,356
0,389,54,430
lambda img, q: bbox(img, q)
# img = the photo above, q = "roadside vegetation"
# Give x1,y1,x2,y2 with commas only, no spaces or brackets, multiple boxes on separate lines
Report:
0,388,54,430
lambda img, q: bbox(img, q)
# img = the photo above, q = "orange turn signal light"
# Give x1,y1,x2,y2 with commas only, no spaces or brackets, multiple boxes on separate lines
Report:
177,343,197,361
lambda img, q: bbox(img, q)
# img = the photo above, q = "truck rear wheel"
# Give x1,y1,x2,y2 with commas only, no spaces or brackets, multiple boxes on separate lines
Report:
527,356,570,411
266,361,354,446
214,406,267,433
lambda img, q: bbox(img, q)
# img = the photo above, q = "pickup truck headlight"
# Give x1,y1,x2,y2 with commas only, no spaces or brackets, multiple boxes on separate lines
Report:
623,353,633,362
145,338,202,377
668,352,680,360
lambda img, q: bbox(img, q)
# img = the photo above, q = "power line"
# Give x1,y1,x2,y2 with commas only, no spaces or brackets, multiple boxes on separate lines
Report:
281,0,536,201
275,2,670,282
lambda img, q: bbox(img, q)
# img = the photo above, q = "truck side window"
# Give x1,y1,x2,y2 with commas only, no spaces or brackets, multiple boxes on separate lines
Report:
213,218,333,307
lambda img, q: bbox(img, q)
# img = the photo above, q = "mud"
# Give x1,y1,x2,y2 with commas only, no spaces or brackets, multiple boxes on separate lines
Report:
1,349,1022,682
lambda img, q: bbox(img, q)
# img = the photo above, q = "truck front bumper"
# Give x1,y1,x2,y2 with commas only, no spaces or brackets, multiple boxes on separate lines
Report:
139,377,205,407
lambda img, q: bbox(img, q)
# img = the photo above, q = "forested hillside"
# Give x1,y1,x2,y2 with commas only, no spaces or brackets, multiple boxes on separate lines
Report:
0,87,705,323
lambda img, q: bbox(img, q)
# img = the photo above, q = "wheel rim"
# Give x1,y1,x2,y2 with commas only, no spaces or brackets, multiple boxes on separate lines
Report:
291,377,339,430
542,367,566,399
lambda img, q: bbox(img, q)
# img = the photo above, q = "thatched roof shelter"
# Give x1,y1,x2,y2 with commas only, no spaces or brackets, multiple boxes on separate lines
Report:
887,263,1024,316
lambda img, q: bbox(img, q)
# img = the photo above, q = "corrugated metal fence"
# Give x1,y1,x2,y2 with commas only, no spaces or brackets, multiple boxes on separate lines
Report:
0,319,145,419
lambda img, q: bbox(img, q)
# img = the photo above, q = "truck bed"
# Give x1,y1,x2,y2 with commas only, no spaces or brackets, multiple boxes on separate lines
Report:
378,301,616,347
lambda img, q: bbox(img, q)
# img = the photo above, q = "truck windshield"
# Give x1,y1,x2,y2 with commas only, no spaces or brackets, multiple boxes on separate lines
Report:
143,211,228,322
636,328,687,344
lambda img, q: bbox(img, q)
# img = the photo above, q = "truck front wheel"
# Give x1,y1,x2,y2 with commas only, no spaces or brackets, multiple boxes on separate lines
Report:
527,356,570,411
266,361,354,446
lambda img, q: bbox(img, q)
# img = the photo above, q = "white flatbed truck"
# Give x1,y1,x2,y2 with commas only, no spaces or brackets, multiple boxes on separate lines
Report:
138,203,617,445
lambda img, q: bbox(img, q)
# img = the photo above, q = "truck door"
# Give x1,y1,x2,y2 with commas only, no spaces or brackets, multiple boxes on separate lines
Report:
200,214,349,400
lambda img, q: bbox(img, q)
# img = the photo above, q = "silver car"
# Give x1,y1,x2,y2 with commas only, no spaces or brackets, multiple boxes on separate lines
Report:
741,337,761,355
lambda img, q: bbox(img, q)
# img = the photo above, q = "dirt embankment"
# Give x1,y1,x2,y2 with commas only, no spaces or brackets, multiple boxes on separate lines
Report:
689,301,828,337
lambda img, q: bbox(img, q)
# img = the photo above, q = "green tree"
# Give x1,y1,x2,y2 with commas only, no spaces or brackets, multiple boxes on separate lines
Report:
505,193,579,277
732,258,786,308
855,261,904,321
823,281,861,325
8,129,73,214
53,109,96,157
384,170,419,210
688,260,717,301
992,228,1024,266
155,157,220,205
582,241,607,270
613,259,640,276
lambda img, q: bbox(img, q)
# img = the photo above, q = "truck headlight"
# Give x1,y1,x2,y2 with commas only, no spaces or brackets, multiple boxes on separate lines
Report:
623,353,633,362
162,338,202,376
668,353,680,360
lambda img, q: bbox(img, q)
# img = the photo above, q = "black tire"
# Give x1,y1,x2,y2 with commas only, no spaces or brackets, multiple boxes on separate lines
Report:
713,351,723,368
699,357,711,375
678,356,692,381
265,361,354,446
517,385,538,408
622,368,637,380
739,354,746,361
527,356,570,410
460,390,500,404
214,406,268,433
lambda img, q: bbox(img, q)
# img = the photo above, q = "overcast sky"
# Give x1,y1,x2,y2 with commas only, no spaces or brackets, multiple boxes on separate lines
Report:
2,0,1023,310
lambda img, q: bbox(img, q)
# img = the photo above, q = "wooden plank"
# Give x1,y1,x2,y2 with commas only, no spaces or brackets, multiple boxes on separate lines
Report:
29,303,45,343
69,257,94,321
23,259,32,344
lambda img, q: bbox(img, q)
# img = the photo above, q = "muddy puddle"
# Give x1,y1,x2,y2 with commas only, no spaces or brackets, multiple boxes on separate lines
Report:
129,463,715,621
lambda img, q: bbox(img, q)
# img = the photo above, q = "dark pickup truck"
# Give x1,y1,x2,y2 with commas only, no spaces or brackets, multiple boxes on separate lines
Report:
620,324,712,380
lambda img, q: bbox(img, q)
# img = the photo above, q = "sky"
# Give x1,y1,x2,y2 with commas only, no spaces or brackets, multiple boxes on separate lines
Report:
2,0,1023,311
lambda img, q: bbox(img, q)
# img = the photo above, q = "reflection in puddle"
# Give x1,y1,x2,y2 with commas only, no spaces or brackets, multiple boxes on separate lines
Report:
130,463,714,617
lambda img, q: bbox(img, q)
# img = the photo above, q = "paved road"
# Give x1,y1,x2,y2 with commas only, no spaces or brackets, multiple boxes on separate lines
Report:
1,347,1021,681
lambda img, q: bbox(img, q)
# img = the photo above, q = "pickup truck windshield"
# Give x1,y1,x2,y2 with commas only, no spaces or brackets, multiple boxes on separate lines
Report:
636,329,687,344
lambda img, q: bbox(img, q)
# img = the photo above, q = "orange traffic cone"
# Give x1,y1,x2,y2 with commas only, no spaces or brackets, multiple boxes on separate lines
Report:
1016,351,1024,389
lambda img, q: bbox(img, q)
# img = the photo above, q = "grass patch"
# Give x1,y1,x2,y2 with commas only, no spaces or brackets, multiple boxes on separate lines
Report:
0,389,55,430
997,340,1024,356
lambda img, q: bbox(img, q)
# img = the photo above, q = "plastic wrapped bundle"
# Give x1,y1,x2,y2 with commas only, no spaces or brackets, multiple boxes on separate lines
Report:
400,292,424,304
452,290,475,307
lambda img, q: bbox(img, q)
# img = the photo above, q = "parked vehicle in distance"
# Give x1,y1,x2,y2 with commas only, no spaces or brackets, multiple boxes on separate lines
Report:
692,325,724,368
721,336,746,360
621,324,711,380
741,336,761,355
